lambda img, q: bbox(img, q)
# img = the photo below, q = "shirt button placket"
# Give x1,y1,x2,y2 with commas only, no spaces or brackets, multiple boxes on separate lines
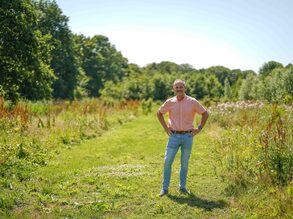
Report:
179,101,182,130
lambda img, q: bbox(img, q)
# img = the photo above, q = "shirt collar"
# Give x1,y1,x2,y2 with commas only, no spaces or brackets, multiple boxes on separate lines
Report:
176,94,186,102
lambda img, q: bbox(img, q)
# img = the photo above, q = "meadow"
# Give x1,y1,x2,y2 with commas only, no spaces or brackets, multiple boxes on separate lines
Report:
0,98,292,218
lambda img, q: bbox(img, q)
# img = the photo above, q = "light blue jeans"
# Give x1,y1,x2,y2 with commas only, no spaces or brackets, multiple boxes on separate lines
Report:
162,133,193,190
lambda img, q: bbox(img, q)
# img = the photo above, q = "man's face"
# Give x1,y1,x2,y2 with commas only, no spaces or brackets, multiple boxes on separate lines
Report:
173,83,186,95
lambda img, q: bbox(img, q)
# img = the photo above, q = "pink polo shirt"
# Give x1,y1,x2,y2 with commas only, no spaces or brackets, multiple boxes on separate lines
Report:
159,95,206,131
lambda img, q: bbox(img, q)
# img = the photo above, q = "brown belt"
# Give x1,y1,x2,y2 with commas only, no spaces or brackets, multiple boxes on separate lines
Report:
171,130,192,134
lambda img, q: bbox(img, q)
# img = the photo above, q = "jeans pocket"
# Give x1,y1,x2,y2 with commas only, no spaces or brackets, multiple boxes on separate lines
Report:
169,133,174,137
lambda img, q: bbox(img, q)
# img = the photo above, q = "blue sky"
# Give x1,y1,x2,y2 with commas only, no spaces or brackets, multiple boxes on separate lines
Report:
56,0,293,72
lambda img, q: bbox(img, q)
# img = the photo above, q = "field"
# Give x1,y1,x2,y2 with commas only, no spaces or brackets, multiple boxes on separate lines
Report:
0,99,292,218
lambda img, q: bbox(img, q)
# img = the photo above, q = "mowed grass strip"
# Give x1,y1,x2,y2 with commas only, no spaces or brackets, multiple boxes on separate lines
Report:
12,113,234,218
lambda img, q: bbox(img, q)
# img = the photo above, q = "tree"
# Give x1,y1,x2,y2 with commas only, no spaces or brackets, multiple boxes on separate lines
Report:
77,35,128,97
0,0,55,102
206,66,231,86
121,73,145,100
180,63,195,72
283,66,293,101
152,73,172,100
144,61,180,74
205,74,223,100
100,81,122,100
231,78,243,99
35,0,80,100
259,61,283,77
262,67,293,103
224,78,233,100
188,75,207,99
239,74,262,100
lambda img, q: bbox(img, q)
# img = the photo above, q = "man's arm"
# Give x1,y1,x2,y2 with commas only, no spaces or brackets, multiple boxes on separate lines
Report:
192,111,209,136
157,110,172,136
199,111,209,128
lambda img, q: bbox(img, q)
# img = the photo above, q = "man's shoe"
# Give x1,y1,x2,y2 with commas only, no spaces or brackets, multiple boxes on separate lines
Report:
159,189,168,197
179,188,191,195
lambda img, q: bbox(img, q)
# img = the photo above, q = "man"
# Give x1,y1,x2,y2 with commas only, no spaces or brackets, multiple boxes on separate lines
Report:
157,79,209,197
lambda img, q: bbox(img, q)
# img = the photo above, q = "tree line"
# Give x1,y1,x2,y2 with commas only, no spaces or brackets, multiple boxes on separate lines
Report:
1,0,292,103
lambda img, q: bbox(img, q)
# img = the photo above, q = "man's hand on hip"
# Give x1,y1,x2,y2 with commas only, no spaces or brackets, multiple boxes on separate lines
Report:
164,127,172,136
191,128,201,136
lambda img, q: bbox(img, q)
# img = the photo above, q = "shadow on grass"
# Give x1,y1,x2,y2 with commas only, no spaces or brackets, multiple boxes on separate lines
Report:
167,192,227,211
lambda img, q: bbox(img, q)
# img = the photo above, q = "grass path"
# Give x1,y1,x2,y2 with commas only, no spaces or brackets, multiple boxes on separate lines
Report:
16,113,238,218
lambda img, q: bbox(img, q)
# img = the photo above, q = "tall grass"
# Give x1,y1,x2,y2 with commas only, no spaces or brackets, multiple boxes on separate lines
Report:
0,97,142,215
0,97,139,182
210,101,293,218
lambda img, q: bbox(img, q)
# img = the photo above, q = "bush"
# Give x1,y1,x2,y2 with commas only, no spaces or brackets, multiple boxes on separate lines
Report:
141,99,153,115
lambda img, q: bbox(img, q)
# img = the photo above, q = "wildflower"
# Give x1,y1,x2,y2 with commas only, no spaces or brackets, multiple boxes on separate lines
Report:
256,160,263,167
14,127,20,132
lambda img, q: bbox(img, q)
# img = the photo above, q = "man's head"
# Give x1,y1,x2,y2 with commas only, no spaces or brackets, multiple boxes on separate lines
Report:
173,79,186,97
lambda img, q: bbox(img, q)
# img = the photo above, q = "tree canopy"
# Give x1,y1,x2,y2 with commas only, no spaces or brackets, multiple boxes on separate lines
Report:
0,0,292,104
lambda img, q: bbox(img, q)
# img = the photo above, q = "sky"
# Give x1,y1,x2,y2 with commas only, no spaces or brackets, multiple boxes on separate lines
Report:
56,0,293,72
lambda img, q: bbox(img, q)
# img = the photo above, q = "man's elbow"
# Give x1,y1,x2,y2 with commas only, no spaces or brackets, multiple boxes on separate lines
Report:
203,111,209,118
157,110,162,117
